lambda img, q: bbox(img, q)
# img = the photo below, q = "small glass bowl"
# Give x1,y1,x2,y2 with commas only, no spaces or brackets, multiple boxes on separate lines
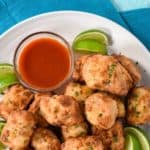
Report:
13,31,74,92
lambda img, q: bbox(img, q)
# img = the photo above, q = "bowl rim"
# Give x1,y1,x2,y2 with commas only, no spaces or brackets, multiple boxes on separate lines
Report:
13,31,74,92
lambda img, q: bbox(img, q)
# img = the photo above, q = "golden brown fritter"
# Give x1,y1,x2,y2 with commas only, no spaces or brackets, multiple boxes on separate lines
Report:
31,128,61,150
28,93,51,127
113,54,141,84
72,55,90,82
127,87,150,125
40,95,84,126
61,136,104,150
0,84,33,120
85,93,118,129
92,121,125,150
0,110,36,150
82,54,133,96
61,122,88,140
116,98,126,118
65,82,93,102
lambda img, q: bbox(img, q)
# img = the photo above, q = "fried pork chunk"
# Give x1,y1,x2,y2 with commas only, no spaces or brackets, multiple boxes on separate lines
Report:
40,95,84,126
31,128,61,150
61,136,104,150
0,84,33,120
28,93,51,127
127,87,150,125
85,93,118,129
65,82,93,102
0,110,36,150
82,54,133,96
113,54,141,84
72,55,90,82
61,122,88,140
92,121,125,150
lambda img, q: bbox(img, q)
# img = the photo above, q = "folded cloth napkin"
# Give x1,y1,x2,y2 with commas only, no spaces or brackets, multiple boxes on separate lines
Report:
121,8,150,50
0,0,150,49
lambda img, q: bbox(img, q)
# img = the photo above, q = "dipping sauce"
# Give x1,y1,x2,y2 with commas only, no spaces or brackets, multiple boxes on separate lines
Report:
18,37,71,90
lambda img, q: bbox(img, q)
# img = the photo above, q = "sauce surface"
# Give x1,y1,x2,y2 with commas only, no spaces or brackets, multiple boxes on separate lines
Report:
19,37,70,89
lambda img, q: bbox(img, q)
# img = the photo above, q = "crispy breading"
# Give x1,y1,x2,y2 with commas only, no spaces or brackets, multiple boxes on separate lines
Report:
127,87,150,125
82,55,133,96
28,93,51,127
0,110,36,150
0,84,33,120
92,121,125,150
40,95,84,126
65,82,93,102
61,136,104,150
72,55,90,82
61,122,88,140
113,54,141,84
85,93,118,129
31,128,61,150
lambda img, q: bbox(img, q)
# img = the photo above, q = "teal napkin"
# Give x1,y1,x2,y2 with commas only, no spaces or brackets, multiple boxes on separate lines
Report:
121,8,150,50
0,0,150,49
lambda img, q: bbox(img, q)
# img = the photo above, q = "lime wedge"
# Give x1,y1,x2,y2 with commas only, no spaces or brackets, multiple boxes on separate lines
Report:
72,29,110,54
0,121,6,150
73,39,107,55
0,64,18,93
77,29,111,43
125,133,141,150
125,127,150,150
0,142,6,150
0,121,5,134
74,31,109,45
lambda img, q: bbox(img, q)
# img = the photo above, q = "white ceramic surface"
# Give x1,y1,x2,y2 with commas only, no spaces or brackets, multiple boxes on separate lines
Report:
0,11,150,137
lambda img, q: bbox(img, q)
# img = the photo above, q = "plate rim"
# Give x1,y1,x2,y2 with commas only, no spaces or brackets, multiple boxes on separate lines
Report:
0,10,149,56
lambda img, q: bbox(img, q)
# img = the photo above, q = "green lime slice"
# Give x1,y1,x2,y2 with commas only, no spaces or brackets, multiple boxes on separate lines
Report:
0,142,6,150
125,127,150,150
0,64,18,94
0,121,5,134
0,121,6,150
77,29,111,43
73,39,107,55
74,31,109,46
125,133,141,150
72,30,109,54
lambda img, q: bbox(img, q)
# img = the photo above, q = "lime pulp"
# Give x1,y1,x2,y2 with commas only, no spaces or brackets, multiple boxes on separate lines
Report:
72,29,110,54
125,133,141,150
125,127,150,150
0,64,18,93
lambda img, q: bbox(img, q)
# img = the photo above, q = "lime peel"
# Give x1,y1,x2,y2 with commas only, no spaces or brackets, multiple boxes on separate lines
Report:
0,64,19,94
0,121,6,150
72,29,110,55
125,127,150,150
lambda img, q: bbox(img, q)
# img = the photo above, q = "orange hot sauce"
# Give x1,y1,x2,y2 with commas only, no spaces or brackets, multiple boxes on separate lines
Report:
18,38,70,89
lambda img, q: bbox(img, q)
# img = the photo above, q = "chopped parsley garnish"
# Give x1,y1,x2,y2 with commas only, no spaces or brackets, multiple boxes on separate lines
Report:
108,64,117,78
88,145,93,150
132,105,137,112
104,80,110,85
75,91,79,96
113,135,118,142
132,93,138,99
78,131,86,136
74,124,80,128
136,111,141,117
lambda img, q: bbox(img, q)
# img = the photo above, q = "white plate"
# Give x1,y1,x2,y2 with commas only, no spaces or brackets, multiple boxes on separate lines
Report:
0,11,150,135
0,11,150,85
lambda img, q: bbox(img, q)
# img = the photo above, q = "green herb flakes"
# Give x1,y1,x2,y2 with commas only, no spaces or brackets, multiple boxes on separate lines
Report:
108,64,117,78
